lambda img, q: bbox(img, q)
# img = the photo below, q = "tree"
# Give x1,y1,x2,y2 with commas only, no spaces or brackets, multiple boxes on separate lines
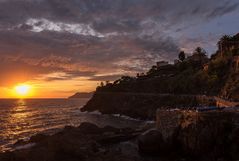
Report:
220,35,232,43
178,51,186,62
218,35,232,52
100,82,104,87
194,47,206,57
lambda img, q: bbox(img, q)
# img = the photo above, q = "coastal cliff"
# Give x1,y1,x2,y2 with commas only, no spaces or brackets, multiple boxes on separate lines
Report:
82,92,215,119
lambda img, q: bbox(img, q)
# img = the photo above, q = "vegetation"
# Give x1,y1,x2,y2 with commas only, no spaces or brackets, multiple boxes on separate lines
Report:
178,51,186,62
96,34,239,100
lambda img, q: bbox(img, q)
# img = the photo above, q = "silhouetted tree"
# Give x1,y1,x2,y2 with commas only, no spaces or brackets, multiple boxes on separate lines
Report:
194,47,207,57
178,51,186,62
220,35,232,42
218,35,232,52
100,82,104,87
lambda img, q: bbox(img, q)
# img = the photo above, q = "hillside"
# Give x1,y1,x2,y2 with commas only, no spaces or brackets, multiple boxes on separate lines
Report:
95,34,239,100
82,33,239,119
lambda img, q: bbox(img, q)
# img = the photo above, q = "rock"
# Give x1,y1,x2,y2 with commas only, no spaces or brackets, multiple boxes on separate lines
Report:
30,134,48,143
78,122,101,134
117,142,139,158
102,126,121,134
138,129,165,156
97,134,137,145
14,139,27,146
0,122,146,161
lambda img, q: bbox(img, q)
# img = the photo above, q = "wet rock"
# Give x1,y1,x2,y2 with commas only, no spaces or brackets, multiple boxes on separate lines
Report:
0,122,146,161
14,139,27,146
29,134,48,143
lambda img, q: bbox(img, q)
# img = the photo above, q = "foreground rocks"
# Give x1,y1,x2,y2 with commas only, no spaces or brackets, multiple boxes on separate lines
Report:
0,122,144,161
1,110,239,161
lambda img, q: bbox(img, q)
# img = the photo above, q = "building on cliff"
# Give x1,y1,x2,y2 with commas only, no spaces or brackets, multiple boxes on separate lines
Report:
156,61,169,68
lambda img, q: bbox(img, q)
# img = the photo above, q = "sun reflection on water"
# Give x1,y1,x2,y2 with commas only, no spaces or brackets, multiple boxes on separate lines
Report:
12,100,28,119
7,100,33,136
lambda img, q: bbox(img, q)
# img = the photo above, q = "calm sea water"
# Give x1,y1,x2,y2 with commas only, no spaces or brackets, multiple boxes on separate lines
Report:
0,98,146,152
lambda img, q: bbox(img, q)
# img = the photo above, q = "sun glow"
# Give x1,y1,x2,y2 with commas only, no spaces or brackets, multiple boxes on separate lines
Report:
14,84,33,98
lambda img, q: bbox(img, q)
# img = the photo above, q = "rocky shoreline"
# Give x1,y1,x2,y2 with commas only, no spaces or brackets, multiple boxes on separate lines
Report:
0,122,148,161
1,109,239,161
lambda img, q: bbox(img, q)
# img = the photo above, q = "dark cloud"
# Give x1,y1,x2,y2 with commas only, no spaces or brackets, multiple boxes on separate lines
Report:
206,1,239,18
0,0,238,29
0,0,238,86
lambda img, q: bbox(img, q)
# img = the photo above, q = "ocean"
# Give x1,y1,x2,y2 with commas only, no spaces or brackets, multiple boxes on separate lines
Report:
0,98,147,152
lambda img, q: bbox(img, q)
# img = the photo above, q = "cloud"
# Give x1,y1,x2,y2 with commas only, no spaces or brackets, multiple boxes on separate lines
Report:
20,18,107,37
0,0,238,87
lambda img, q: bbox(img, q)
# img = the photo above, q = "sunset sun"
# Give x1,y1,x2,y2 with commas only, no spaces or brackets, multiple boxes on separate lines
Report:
14,84,32,98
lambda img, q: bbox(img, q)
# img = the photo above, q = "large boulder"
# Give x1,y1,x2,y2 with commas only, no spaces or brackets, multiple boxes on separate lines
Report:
78,122,101,134
138,129,166,156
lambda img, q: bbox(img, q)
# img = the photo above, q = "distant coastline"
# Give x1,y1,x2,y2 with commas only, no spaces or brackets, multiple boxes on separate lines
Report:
68,92,94,99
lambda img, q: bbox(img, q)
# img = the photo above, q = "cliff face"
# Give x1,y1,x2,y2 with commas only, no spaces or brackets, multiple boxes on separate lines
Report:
81,92,215,119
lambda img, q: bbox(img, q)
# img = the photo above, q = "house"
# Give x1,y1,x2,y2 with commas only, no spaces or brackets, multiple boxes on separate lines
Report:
156,61,169,68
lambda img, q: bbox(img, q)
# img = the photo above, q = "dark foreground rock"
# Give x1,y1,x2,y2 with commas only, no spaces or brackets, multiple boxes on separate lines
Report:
138,129,166,155
0,122,144,161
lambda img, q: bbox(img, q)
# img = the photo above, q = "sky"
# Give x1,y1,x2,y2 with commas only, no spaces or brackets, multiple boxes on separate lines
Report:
0,0,239,98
